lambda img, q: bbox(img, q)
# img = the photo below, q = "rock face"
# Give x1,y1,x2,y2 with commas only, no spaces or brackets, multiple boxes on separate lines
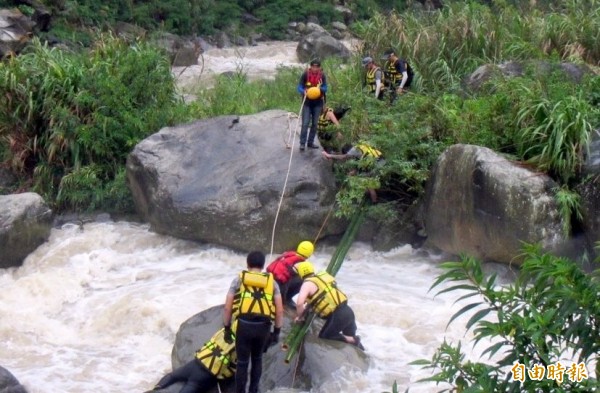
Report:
465,61,592,91
0,365,27,393
423,144,567,264
126,110,345,253
0,193,52,269
154,305,367,393
296,31,352,63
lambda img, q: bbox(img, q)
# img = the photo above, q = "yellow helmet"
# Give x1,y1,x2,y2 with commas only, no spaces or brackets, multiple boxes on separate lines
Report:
295,261,314,279
306,86,321,100
296,241,314,258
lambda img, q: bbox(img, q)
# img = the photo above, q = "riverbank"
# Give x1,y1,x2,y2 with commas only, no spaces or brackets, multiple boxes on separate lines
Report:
172,39,362,92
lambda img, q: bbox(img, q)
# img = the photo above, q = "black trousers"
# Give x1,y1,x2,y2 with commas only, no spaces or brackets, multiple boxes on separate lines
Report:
278,275,303,304
235,318,271,393
155,359,217,393
319,302,357,343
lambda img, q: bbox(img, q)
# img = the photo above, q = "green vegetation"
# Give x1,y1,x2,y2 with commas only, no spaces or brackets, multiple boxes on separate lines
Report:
411,244,600,391
0,34,187,212
1,0,599,222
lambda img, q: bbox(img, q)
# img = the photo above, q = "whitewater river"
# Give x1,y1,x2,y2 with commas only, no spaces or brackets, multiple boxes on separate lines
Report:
0,220,515,393
0,41,510,393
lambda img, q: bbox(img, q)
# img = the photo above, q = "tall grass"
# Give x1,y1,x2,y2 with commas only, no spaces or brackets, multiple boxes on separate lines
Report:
0,34,187,211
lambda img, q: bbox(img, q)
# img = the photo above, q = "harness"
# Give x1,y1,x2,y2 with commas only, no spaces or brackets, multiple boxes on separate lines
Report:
195,325,237,379
266,251,305,283
232,271,276,320
305,69,323,88
304,69,323,101
356,143,382,159
366,66,385,92
318,107,334,133
306,271,348,318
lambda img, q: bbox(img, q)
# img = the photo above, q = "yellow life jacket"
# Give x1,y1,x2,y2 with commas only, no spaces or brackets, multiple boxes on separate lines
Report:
195,324,237,379
318,107,333,132
232,271,276,320
366,66,384,92
306,271,348,318
356,143,382,159
385,60,400,84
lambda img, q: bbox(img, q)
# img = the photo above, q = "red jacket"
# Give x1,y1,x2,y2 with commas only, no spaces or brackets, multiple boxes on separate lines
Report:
266,251,305,283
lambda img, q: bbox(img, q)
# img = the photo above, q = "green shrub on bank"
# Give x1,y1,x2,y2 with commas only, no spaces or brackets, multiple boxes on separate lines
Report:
0,34,188,212
412,244,600,392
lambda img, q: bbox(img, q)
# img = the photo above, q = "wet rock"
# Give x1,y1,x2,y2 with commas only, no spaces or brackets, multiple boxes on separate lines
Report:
0,192,52,268
0,365,27,393
296,31,352,63
423,144,568,264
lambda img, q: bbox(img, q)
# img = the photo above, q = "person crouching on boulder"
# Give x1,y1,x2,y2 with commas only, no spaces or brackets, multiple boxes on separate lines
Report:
147,322,237,393
293,261,364,350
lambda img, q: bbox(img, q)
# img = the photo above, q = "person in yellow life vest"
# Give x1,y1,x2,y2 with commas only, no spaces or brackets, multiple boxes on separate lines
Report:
293,261,364,350
317,105,351,153
382,49,414,103
223,251,283,393
321,142,384,203
362,56,385,100
148,322,237,393
266,240,314,307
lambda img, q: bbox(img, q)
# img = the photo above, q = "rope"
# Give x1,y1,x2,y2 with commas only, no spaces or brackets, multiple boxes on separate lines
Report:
269,95,307,258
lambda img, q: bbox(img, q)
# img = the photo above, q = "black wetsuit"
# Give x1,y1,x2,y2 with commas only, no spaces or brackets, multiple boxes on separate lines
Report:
235,317,271,393
153,359,218,393
319,302,357,343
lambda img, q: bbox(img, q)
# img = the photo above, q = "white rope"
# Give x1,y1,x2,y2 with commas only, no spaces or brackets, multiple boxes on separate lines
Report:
269,95,306,258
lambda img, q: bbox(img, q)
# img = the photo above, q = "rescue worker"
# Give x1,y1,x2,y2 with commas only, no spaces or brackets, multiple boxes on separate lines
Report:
382,49,413,103
147,323,237,393
317,105,351,153
293,261,364,350
321,142,384,203
266,240,314,306
297,59,328,151
223,251,284,393
362,56,385,100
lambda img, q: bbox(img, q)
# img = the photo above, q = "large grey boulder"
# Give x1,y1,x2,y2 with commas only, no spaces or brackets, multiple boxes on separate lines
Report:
153,305,367,393
0,193,52,269
0,365,27,393
423,144,567,264
296,31,352,63
465,61,592,91
126,110,345,253
578,129,600,247
0,9,34,58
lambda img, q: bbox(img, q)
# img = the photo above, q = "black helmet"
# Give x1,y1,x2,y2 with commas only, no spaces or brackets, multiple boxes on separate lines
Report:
310,59,321,66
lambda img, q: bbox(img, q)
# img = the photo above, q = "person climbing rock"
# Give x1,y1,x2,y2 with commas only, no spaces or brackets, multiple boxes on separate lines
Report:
266,240,314,306
147,323,237,393
293,261,364,350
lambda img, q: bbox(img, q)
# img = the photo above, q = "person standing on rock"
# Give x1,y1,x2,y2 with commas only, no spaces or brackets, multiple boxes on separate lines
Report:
297,59,328,151
223,251,284,393
147,323,237,393
266,240,314,307
293,261,364,350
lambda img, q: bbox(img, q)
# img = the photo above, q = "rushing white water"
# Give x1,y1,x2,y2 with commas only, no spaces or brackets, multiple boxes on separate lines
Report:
0,41,511,393
171,39,361,92
0,220,506,393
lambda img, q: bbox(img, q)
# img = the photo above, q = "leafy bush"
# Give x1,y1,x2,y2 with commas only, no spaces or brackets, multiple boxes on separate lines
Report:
412,244,600,392
0,34,187,211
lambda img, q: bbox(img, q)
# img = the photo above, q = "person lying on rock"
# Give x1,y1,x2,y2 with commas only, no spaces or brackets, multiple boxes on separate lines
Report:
293,261,364,350
147,322,237,393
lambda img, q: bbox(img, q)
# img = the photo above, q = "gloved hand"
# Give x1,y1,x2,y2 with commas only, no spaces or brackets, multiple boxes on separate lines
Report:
270,327,281,347
223,324,234,344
